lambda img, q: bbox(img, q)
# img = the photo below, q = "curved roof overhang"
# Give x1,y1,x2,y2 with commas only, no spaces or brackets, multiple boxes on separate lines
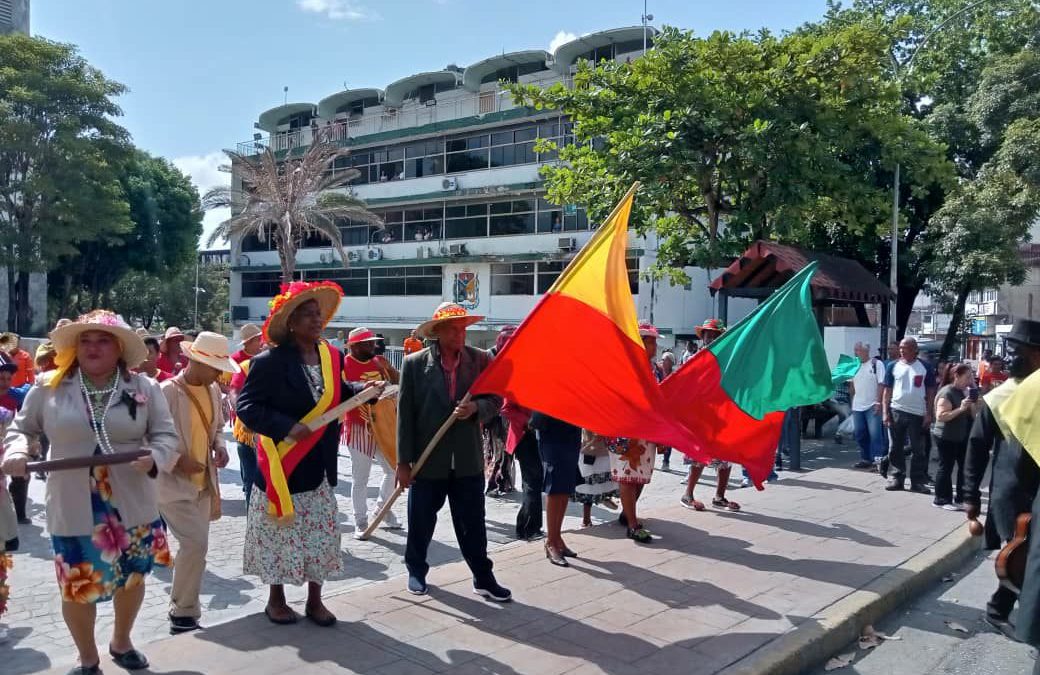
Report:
316,88,384,119
257,103,316,132
384,71,459,107
462,50,550,92
552,26,657,73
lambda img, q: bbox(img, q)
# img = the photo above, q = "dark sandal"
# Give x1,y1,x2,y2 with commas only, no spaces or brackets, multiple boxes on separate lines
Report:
712,497,741,511
304,608,337,627
67,666,102,675
264,606,299,625
108,647,149,671
627,527,652,544
545,543,569,567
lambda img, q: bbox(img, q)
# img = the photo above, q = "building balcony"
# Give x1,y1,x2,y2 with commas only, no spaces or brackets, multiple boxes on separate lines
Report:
235,76,567,157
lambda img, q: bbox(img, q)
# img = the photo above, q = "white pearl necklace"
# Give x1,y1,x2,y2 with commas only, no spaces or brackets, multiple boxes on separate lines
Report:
79,370,120,455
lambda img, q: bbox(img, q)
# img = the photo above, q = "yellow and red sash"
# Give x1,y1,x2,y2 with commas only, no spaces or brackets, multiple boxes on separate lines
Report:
231,359,255,446
256,342,342,521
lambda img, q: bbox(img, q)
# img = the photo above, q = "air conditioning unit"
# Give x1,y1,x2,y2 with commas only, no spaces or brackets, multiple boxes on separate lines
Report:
319,252,331,264
231,305,250,321
558,237,577,252
438,245,450,256
441,177,458,191
367,248,383,261
449,243,468,256
425,99,438,107
236,255,250,267
347,250,362,263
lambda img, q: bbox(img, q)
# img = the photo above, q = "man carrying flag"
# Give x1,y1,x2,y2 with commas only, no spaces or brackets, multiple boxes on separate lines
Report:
396,303,509,601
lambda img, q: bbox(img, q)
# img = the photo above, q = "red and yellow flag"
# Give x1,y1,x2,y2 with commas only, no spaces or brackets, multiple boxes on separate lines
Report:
470,184,699,451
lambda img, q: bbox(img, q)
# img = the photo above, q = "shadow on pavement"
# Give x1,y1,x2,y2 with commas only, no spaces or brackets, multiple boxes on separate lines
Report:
712,510,895,547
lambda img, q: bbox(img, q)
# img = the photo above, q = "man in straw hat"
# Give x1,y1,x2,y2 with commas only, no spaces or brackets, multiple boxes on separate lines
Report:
396,302,510,600
231,323,264,364
343,327,401,539
157,326,189,375
157,331,239,634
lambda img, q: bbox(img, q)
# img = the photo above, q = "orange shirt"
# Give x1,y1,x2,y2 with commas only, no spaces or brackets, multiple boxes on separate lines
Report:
403,337,423,355
11,348,34,388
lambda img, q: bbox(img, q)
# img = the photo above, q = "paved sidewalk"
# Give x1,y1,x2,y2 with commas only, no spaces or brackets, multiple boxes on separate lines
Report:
23,465,976,675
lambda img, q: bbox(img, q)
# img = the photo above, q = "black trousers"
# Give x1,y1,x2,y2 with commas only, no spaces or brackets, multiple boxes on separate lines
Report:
933,435,967,504
513,432,543,538
888,410,929,484
988,584,1017,620
405,472,493,582
9,475,29,521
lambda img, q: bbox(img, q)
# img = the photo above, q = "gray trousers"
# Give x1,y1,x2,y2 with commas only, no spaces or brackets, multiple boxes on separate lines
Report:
888,409,928,485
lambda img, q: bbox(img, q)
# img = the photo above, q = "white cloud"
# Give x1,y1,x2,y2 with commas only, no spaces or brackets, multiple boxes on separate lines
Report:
296,0,375,21
173,151,231,250
548,30,577,54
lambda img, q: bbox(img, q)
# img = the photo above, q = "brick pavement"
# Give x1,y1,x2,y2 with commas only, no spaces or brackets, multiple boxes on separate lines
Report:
4,438,960,674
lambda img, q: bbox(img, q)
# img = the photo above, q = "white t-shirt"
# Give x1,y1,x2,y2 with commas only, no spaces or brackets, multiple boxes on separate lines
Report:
851,358,884,411
884,358,936,416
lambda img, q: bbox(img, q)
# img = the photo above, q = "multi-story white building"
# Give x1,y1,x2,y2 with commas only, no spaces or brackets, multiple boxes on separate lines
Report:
228,26,752,349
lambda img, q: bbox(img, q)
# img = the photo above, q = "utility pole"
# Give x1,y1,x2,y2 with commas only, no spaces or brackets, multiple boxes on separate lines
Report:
642,1,653,52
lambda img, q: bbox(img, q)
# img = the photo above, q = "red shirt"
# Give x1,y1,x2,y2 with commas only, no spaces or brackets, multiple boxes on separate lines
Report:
343,354,390,426
231,349,253,364
157,352,188,374
980,370,1008,389
10,348,34,388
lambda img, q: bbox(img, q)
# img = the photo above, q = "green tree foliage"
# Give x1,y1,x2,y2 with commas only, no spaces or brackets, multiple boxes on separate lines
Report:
509,25,949,278
110,262,230,333
0,34,132,333
928,49,1040,357
50,150,204,320
814,0,1040,334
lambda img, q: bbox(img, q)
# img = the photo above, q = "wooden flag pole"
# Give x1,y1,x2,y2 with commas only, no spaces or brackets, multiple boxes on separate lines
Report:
26,450,151,473
304,385,384,433
361,392,472,540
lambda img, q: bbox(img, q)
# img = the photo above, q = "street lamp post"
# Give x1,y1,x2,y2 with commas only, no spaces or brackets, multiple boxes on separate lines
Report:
194,258,200,330
642,1,653,52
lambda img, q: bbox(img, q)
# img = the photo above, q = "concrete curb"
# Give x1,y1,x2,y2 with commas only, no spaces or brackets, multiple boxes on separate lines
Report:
724,524,981,675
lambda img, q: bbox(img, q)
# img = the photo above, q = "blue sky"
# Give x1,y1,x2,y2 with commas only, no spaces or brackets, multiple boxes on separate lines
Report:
33,0,832,243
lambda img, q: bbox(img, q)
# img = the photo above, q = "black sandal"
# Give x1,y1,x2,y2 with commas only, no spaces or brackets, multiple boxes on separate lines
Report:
108,647,149,671
304,608,337,627
561,546,579,558
67,666,102,675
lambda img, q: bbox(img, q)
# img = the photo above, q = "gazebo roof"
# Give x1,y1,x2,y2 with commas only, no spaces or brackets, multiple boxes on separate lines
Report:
709,241,895,304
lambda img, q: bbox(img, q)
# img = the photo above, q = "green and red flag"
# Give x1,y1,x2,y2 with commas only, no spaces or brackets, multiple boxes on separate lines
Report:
662,262,833,486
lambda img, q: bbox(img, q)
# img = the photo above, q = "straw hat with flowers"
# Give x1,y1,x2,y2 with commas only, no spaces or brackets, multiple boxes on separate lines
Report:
262,280,344,346
416,302,484,339
50,310,149,380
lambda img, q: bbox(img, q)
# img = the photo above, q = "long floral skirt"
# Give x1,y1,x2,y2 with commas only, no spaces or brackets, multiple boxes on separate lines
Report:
51,461,171,604
244,479,343,586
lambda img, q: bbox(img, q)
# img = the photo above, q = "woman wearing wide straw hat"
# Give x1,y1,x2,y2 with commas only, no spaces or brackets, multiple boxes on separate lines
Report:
1,310,179,674
236,281,382,627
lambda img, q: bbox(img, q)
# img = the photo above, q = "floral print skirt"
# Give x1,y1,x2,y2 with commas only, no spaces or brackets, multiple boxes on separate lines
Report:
51,462,171,605
244,479,343,586
607,437,656,486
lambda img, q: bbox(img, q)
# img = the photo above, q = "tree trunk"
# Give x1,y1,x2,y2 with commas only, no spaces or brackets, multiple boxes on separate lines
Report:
278,217,296,284
940,285,971,362
896,283,922,340
15,271,31,334
6,262,15,331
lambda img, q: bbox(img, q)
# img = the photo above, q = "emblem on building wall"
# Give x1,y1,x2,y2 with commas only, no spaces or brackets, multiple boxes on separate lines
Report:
453,271,479,310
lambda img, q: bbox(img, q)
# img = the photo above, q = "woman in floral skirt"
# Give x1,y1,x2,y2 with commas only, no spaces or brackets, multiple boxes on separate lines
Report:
2,310,179,675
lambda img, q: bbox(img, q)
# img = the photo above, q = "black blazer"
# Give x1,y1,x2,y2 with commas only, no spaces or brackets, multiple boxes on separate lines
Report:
397,343,502,480
237,342,361,495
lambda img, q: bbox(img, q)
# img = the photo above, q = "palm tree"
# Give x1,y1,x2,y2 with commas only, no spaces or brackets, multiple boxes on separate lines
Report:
203,140,382,283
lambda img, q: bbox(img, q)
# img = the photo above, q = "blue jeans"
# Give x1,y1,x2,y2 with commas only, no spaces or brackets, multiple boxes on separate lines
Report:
852,408,885,462
237,443,258,507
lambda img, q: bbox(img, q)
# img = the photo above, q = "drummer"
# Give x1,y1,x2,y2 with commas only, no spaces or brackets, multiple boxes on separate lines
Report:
343,327,401,539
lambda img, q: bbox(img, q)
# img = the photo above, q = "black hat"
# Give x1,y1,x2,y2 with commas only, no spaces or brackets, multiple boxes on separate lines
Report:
0,352,16,374
1006,319,1040,348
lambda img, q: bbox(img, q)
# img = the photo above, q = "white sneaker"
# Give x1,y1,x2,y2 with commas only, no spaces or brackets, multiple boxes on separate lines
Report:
353,523,370,540
942,503,964,512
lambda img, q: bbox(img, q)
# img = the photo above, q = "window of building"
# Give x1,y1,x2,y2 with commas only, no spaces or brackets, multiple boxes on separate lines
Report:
404,206,443,241
446,133,490,172
491,263,535,295
373,210,404,243
304,268,368,296
340,224,380,247
241,272,284,298
240,232,275,252
404,139,446,179
489,199,536,236
626,257,639,294
444,203,488,239
370,266,442,295
537,261,565,293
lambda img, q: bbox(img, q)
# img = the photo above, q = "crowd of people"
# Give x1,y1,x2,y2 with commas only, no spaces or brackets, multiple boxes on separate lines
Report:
0,293,1039,673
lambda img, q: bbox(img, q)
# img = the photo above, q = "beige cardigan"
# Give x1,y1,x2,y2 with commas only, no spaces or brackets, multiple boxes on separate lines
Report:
157,374,225,520
3,371,179,536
